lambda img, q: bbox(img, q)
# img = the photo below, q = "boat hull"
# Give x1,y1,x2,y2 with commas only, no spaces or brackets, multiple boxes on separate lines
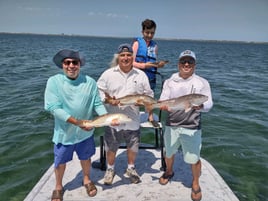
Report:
24,147,239,201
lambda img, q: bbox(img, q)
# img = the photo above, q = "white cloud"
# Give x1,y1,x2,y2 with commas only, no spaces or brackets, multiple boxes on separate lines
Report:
87,11,129,19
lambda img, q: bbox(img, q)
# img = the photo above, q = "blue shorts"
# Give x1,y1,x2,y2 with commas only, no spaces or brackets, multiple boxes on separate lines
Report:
54,136,95,168
164,126,202,164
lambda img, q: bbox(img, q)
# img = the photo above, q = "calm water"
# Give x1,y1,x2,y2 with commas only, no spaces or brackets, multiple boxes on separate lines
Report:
0,33,267,201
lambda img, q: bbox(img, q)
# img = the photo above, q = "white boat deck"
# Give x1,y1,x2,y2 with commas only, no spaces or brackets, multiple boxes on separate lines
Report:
24,147,239,201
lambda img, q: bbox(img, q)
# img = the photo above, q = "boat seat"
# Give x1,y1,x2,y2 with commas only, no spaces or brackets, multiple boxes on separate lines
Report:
92,111,166,171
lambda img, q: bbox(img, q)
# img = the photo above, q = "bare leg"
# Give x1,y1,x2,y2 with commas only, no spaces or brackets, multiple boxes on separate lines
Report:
159,155,175,184
81,159,97,197
127,148,137,165
52,164,66,201
191,160,202,200
165,154,175,174
80,159,91,185
54,164,66,190
148,111,160,127
106,150,116,166
148,111,154,122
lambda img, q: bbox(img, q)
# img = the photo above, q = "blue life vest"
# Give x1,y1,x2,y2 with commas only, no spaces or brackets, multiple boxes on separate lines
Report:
134,37,157,89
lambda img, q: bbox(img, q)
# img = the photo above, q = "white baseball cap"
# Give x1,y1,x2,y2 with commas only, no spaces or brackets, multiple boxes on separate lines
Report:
179,50,196,61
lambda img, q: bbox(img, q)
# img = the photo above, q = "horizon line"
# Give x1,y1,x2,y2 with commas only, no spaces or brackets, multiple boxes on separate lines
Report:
1,31,267,44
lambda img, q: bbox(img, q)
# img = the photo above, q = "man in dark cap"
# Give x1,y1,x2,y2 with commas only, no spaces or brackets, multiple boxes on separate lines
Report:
44,49,108,200
97,43,154,185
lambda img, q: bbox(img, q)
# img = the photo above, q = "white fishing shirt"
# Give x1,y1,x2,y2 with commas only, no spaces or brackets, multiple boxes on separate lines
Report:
97,65,154,130
159,73,213,128
160,73,213,112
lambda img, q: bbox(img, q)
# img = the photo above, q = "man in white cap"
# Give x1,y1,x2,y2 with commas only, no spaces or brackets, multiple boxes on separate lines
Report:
97,43,154,185
158,50,213,201
45,49,108,200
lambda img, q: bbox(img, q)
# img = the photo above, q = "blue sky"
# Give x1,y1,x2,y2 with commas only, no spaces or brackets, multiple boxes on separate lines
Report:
0,0,267,42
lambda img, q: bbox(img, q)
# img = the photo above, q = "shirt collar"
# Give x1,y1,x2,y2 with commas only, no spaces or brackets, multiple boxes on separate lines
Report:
113,65,136,76
172,73,195,82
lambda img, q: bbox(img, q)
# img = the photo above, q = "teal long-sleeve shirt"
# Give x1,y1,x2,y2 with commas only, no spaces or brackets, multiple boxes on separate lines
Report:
44,73,107,145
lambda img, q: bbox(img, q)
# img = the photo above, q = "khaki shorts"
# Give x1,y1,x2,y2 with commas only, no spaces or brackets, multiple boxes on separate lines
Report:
104,127,140,153
164,126,202,164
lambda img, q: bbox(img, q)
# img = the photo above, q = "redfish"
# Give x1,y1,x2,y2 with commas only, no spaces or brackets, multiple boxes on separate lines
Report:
105,94,157,106
83,113,132,128
147,94,208,113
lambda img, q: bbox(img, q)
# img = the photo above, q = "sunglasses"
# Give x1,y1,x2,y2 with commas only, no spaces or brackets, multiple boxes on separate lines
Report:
179,59,195,65
63,60,80,66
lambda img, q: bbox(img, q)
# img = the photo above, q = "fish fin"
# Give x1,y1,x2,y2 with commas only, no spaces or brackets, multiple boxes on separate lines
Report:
184,107,192,113
135,99,144,106
184,102,192,113
110,118,120,126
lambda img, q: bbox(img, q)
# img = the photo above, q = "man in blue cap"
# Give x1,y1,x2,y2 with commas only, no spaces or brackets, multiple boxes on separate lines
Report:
97,43,154,185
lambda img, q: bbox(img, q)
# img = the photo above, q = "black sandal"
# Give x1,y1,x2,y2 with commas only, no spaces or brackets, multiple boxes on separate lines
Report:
159,172,174,185
150,120,160,128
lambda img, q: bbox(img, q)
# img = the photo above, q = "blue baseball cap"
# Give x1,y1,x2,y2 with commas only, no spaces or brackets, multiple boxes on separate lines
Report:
117,43,133,54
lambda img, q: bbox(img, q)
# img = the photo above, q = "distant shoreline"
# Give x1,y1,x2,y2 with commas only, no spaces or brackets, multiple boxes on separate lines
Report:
1,32,267,44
